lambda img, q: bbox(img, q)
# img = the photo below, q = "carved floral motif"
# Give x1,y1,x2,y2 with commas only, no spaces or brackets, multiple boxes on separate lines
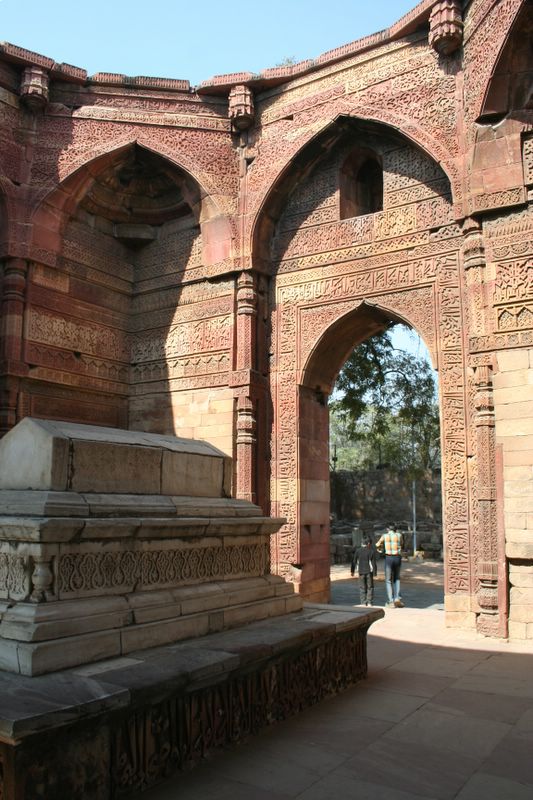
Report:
58,544,269,596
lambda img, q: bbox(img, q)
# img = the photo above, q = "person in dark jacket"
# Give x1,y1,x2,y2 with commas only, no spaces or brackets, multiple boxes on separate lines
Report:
351,535,378,606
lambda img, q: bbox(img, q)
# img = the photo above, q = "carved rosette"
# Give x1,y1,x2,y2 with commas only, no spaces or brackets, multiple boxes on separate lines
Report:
228,85,255,131
20,65,50,110
429,0,463,55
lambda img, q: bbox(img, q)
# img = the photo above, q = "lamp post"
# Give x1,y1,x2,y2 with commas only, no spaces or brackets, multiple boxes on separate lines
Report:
331,443,338,472
411,425,417,557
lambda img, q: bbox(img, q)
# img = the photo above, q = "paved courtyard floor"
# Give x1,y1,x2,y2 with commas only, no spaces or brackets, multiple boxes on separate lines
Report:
133,560,533,800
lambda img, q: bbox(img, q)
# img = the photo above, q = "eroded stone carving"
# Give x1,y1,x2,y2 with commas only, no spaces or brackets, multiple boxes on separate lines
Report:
20,65,49,110
228,85,255,130
0,419,298,675
429,1,464,55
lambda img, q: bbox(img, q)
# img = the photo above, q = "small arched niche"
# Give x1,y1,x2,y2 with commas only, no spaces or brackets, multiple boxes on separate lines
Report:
25,144,212,431
339,149,384,220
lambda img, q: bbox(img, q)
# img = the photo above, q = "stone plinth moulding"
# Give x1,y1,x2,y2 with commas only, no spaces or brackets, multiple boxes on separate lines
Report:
0,418,297,675
20,65,49,110
429,0,463,55
228,85,255,131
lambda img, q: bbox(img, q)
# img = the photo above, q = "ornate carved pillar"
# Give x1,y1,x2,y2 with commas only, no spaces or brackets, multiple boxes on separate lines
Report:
1,258,27,364
429,0,463,55
462,217,487,337
232,271,258,503
0,258,29,434
473,364,505,637
228,85,255,131
461,219,507,636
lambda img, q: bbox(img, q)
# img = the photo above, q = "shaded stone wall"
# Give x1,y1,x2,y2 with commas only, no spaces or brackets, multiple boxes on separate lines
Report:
330,468,442,525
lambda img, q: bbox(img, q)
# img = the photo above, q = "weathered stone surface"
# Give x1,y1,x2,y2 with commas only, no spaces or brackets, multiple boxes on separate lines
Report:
0,1,531,646
0,605,381,799
0,420,296,675
0,418,70,491
0,419,230,497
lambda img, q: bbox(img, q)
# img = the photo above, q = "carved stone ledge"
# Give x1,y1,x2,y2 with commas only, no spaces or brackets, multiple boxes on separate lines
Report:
0,605,382,800
429,0,463,56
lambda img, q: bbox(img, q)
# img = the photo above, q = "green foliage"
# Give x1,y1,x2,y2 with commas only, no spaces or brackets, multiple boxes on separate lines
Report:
330,326,440,476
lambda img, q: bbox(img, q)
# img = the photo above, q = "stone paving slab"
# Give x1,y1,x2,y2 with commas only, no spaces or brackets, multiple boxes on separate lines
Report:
455,774,533,800
344,738,480,800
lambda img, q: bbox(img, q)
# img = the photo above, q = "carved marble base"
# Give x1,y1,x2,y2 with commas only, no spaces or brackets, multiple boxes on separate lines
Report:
0,419,301,675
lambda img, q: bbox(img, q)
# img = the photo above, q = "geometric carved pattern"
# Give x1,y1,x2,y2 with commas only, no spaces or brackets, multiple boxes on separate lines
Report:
524,136,533,185
58,544,270,595
494,259,533,303
437,253,470,594
497,304,533,332
27,308,129,362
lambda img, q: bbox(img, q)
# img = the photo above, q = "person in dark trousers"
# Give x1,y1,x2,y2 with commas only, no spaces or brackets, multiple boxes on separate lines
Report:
376,523,404,608
351,535,378,606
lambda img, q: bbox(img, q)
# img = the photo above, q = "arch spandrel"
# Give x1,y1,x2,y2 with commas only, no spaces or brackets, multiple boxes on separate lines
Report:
464,0,528,124
250,68,464,260
32,138,229,221
28,140,234,270
251,112,461,268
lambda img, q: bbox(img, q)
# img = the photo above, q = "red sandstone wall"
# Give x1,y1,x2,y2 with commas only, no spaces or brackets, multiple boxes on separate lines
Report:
0,0,530,632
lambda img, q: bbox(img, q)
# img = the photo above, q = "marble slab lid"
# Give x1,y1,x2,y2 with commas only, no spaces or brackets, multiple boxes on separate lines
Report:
0,418,231,497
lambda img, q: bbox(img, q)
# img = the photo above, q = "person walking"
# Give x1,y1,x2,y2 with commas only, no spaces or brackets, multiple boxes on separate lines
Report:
351,535,377,606
376,524,404,608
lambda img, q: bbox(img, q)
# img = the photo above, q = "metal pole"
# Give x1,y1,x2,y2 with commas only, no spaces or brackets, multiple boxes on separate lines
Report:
412,478,417,556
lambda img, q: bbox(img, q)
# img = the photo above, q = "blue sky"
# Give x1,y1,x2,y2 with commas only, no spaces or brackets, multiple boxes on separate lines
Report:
1,0,416,86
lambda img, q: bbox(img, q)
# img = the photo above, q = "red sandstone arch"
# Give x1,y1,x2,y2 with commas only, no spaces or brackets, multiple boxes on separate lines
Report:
301,301,437,395
260,118,459,602
282,300,442,602
28,140,233,267
251,113,457,266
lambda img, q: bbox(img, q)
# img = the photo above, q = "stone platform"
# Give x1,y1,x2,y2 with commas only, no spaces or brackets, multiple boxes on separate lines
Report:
0,419,301,675
0,604,382,800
